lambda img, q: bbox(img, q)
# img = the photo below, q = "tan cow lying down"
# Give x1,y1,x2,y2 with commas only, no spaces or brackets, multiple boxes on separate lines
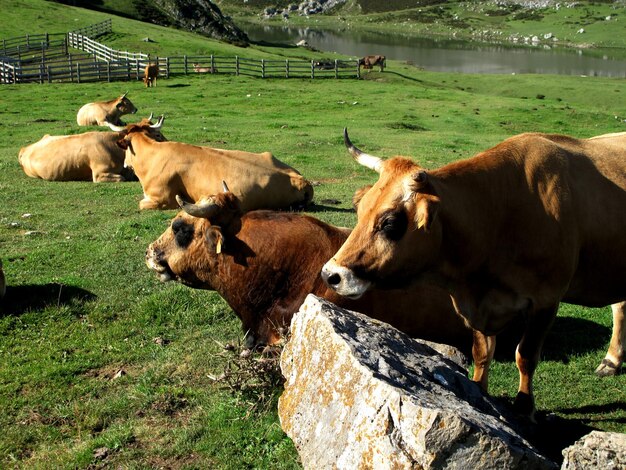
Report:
114,124,314,211
322,128,626,419
76,92,137,126
146,188,473,352
19,116,165,182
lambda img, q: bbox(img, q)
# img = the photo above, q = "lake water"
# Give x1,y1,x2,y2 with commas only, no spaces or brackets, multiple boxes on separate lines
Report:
243,23,626,77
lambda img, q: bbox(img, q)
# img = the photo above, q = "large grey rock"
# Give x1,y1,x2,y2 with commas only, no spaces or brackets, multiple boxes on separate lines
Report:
279,294,556,469
561,431,626,470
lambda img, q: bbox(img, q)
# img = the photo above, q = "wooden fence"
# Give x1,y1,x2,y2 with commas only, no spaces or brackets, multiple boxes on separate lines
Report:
0,19,361,84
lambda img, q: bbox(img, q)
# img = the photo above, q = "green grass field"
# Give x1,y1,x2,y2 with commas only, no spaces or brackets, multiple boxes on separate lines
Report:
1,0,625,467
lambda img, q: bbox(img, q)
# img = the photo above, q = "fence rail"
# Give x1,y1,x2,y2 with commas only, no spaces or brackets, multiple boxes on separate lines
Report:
0,19,361,84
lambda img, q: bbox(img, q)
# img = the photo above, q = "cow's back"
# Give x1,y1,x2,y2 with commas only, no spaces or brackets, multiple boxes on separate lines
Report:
19,132,121,181
76,102,102,126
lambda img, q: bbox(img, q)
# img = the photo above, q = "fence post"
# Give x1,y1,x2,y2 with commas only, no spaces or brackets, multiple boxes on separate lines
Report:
285,59,289,78
164,56,169,79
211,54,215,72
69,54,73,82
77,62,81,83
261,59,265,79
39,63,44,84
311,60,314,79
356,60,360,79
47,65,51,84
236,56,239,76
184,55,187,74
107,61,111,82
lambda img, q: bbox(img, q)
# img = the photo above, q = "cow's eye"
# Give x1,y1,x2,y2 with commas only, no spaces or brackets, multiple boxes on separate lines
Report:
172,219,194,248
380,211,408,241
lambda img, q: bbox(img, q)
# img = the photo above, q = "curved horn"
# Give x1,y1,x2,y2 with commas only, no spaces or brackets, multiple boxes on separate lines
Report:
222,181,230,193
150,115,164,130
147,112,154,122
175,194,220,219
105,121,126,132
121,91,128,98
344,127,383,173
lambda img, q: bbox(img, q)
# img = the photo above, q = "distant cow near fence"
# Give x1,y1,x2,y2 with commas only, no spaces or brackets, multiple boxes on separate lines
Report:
359,55,385,72
143,63,159,87
193,63,218,74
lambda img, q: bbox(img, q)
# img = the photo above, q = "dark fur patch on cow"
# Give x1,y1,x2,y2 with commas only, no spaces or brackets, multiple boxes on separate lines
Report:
172,219,195,248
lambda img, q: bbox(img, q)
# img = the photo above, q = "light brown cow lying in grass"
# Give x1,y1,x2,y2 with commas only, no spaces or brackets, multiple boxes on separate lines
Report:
76,92,137,126
19,116,165,182
113,124,314,211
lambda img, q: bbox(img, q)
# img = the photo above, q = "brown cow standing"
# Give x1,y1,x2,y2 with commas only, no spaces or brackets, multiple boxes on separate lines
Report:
358,55,385,72
76,92,137,126
146,189,473,352
143,63,159,87
322,128,626,419
19,116,165,182
115,125,314,211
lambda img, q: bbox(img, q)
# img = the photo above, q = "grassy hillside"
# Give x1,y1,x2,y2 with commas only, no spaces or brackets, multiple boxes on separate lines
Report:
1,0,626,468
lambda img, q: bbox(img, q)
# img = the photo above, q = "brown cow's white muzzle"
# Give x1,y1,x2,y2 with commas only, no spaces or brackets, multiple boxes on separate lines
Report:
321,258,371,299
145,244,173,282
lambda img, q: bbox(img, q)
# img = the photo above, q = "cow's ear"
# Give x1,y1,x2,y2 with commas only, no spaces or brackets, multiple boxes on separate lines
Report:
409,170,429,192
206,226,225,254
352,184,372,210
415,197,439,232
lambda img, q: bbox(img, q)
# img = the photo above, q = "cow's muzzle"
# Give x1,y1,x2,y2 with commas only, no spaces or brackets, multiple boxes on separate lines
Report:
321,258,371,299
145,244,174,282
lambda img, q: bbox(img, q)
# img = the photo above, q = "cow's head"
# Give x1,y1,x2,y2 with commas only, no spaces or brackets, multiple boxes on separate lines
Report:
110,115,166,166
321,129,442,298
146,182,242,287
115,92,137,115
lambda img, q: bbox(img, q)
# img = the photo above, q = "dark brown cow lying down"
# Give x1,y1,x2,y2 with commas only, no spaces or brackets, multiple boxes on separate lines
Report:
146,190,473,353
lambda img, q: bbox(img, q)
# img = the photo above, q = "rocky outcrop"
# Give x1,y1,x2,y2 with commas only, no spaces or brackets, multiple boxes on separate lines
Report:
279,295,556,469
561,431,626,470
151,0,249,45
263,0,347,19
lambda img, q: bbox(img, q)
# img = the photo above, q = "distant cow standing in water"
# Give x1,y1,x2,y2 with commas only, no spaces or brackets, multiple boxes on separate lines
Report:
359,55,385,72
143,63,159,87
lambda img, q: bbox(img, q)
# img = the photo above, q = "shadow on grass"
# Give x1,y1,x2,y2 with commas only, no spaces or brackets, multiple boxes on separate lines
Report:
494,316,611,362
0,283,96,316
306,201,355,213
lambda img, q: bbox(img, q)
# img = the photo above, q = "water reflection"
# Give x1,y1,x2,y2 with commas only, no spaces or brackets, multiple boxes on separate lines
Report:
244,23,626,77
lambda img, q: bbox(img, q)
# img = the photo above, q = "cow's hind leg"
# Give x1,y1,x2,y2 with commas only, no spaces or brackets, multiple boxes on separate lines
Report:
471,330,496,392
514,304,558,421
595,301,625,376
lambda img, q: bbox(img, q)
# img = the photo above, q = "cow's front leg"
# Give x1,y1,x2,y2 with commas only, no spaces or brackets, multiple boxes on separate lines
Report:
94,172,125,182
595,301,625,376
139,195,161,210
471,329,496,392
514,304,558,421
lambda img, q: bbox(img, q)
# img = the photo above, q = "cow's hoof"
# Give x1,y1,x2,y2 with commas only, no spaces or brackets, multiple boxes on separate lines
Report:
595,358,622,377
513,392,536,423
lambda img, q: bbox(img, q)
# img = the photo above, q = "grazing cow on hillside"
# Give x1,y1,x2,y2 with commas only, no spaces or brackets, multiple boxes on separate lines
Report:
76,92,137,126
146,188,473,352
321,128,626,419
19,116,165,182
358,55,385,72
193,63,218,73
143,63,159,87
115,125,314,211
